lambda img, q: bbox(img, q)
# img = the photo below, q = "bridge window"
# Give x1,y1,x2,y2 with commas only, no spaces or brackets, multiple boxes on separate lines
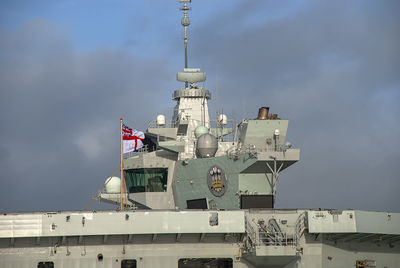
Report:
187,198,208,209
121,259,137,268
178,258,232,268
125,168,168,193
38,262,54,268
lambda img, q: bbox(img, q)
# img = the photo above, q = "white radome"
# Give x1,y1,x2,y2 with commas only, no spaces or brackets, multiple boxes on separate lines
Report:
105,177,121,194
156,114,166,126
218,114,228,125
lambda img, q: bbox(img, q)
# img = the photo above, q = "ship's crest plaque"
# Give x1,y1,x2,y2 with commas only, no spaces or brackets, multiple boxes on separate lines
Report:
207,165,227,197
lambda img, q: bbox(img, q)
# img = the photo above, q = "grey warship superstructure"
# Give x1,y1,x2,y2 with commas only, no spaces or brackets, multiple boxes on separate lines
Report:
1,1,400,267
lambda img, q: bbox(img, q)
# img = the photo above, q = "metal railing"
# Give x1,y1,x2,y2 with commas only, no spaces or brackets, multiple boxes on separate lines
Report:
245,213,308,249
124,144,150,158
245,217,258,247
147,120,178,129
240,144,287,153
295,212,308,244
257,218,296,246
259,230,296,246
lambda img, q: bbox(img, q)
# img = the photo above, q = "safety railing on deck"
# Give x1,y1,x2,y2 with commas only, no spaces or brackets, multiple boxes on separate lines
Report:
245,212,308,249
124,144,149,158
257,218,296,246
240,144,288,153
295,211,308,244
147,120,178,129
245,217,258,248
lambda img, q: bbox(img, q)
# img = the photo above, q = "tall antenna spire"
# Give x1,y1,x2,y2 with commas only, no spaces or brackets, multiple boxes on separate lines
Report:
179,0,191,88
176,0,206,90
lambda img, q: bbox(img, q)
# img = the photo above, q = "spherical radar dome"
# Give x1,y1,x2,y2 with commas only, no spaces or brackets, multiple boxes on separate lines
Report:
156,114,166,126
196,133,218,158
218,114,228,125
194,125,209,138
105,177,121,194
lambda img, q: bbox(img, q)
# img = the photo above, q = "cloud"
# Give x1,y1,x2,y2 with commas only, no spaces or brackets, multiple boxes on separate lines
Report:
0,19,172,212
74,123,113,160
190,1,400,211
0,1,399,213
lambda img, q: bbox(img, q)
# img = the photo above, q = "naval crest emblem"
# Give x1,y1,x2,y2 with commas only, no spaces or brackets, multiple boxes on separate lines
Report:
207,165,227,197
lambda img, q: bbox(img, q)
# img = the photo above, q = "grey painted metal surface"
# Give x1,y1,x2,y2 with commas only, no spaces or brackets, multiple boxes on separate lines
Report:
1,209,400,267
0,210,245,238
308,210,400,234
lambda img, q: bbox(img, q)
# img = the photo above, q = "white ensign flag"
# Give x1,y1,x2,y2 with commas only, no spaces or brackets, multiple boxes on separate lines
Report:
122,124,145,153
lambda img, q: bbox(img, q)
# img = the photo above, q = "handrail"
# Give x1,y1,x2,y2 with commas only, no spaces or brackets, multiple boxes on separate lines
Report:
295,211,308,244
245,215,306,248
124,144,150,158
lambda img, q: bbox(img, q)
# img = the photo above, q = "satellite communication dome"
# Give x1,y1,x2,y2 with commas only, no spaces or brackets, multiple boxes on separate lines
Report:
105,177,121,194
196,133,218,158
156,114,166,126
194,125,209,138
218,114,228,125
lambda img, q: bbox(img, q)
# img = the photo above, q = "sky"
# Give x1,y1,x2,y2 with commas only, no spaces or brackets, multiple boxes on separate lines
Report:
0,0,399,213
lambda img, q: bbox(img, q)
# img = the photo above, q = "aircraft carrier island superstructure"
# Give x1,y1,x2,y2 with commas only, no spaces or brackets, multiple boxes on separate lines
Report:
1,1,399,267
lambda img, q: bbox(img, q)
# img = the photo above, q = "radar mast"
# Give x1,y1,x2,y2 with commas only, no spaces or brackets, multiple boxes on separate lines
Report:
177,0,206,90
180,0,191,88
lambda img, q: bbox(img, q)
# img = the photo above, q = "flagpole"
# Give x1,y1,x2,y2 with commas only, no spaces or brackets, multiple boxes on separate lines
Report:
120,118,124,211
123,173,127,209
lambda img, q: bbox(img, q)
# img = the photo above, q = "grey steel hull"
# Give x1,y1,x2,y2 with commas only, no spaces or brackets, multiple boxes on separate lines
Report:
1,209,399,267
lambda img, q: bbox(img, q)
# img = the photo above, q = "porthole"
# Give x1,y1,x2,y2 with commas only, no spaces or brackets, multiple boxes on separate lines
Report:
97,253,103,262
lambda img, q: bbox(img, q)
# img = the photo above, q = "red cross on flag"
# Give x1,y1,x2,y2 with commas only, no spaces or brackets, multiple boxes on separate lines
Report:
122,123,145,153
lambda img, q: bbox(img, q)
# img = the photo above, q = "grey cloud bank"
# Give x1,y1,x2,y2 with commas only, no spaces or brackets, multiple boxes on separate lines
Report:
0,19,173,212
192,1,400,211
0,1,399,212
